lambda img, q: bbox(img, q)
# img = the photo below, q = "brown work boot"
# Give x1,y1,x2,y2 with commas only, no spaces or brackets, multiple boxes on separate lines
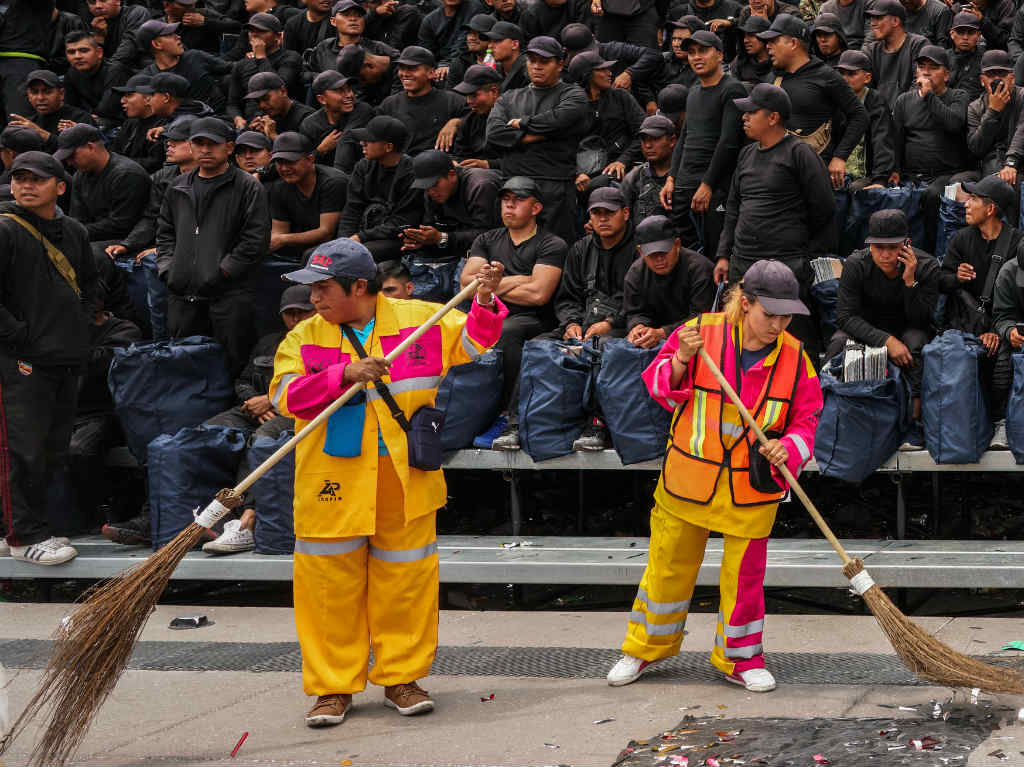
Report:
304,694,352,727
384,681,435,716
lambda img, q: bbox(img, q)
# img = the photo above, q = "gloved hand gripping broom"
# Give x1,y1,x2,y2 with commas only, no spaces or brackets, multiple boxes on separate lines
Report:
0,280,483,767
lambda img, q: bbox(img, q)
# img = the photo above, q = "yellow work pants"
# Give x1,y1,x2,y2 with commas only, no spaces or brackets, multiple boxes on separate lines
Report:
293,457,439,696
622,500,768,676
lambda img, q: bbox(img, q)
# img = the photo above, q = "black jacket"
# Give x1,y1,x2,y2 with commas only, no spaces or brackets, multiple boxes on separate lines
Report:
417,0,482,67
106,5,154,66
940,223,1022,334
122,163,182,254
326,101,378,174
337,155,424,241
305,36,399,81
69,152,152,242
156,165,271,297
622,246,715,333
451,110,503,169
555,225,638,331
967,86,1024,177
0,0,56,58
0,202,97,366
581,87,646,169
365,3,423,52
834,86,896,183
236,330,287,403
950,48,984,104
78,315,142,415
864,33,928,110
64,60,132,120
422,166,502,256
519,0,589,39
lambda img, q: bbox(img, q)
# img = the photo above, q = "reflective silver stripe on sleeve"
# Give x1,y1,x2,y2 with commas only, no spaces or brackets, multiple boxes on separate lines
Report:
366,376,443,402
369,540,439,562
629,609,686,636
788,433,811,462
714,634,764,658
461,326,482,361
271,373,298,408
636,587,690,615
294,537,368,556
651,358,670,398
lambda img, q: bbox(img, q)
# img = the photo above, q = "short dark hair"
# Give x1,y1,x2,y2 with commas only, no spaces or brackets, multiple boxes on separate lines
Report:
335,274,382,294
377,259,411,282
65,31,100,47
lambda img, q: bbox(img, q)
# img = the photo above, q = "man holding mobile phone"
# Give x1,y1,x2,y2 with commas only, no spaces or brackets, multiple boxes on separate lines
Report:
966,50,1024,190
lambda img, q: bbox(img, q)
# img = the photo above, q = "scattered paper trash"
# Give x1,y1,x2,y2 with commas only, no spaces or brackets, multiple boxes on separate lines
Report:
971,688,980,705
230,732,248,758
169,615,211,630
812,754,831,765
480,693,494,702
594,717,616,725
340,761,353,766
988,749,1008,760
1001,641,1024,651
544,743,560,749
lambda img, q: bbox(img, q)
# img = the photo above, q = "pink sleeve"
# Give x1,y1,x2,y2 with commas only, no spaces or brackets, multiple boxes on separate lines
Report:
641,330,693,413
465,295,509,350
285,362,349,421
771,355,824,489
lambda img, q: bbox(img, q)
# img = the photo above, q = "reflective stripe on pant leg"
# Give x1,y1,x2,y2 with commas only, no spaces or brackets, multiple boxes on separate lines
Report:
622,502,708,662
711,534,768,675
293,536,369,696
367,457,439,687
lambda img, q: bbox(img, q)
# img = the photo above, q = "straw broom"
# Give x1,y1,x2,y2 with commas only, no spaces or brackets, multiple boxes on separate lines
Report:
697,346,1024,695
0,280,483,767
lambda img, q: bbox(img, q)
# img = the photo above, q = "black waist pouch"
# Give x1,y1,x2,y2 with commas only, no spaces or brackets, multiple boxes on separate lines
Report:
407,405,446,471
747,430,785,494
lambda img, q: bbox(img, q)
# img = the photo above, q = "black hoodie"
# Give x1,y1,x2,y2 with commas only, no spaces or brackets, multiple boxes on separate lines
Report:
556,223,639,331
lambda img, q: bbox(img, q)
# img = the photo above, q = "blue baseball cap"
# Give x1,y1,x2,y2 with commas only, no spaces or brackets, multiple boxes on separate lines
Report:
283,238,377,284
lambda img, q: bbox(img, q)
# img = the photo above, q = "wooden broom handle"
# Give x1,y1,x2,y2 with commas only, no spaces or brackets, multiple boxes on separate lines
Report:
232,279,482,495
696,347,852,566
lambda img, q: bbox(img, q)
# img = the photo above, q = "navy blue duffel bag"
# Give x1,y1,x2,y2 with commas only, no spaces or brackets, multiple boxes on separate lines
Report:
596,339,670,465
1006,353,1024,463
519,339,601,462
108,336,234,463
148,425,248,549
435,349,503,450
246,431,296,555
841,184,927,256
922,330,992,464
814,357,912,482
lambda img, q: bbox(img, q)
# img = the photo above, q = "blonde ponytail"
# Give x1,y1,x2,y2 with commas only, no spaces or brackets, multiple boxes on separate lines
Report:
722,284,756,327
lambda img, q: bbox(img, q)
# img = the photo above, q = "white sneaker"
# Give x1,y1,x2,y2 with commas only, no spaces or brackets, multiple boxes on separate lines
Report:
991,420,1008,450
607,655,660,686
0,538,8,556
10,537,77,566
202,519,255,555
725,667,776,692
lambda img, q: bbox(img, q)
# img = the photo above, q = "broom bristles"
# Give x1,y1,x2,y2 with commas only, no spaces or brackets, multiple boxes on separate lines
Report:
0,515,227,767
843,557,1024,695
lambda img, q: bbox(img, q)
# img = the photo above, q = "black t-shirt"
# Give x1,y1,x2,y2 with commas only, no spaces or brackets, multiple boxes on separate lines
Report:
192,171,225,217
469,227,567,317
269,165,348,262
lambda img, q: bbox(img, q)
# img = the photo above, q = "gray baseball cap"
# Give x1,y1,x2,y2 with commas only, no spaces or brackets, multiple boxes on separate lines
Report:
742,259,809,316
635,215,677,257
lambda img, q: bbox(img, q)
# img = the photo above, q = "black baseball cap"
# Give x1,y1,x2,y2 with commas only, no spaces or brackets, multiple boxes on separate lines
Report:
812,12,842,34
951,10,981,29
587,185,625,212
136,20,180,50
453,63,502,94
657,83,689,120
246,71,286,99
24,70,61,90
332,0,366,14
189,116,234,144
864,209,909,244
112,73,154,94
638,114,676,137
338,44,367,77
733,82,791,120
836,49,872,73
395,45,436,67
464,13,496,33
150,72,190,98
567,50,616,82
272,131,314,161
635,215,677,257
245,12,283,32
757,13,809,41
499,175,541,201
0,126,43,153
350,115,408,148
738,15,771,34
411,149,455,188
484,20,524,42
981,49,1014,73
742,260,809,316
11,150,71,185
669,14,705,32
526,36,565,59
283,238,378,283
234,130,272,150
916,44,950,69
560,22,594,51
53,123,101,162
866,0,905,20
163,116,197,141
312,70,355,94
962,175,1016,214
279,284,314,312
684,30,723,51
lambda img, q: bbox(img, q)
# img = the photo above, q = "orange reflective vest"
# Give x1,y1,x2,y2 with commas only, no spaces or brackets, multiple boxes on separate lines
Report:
662,313,804,508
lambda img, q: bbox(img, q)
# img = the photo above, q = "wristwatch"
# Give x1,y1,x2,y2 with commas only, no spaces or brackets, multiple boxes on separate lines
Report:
1007,158,1018,168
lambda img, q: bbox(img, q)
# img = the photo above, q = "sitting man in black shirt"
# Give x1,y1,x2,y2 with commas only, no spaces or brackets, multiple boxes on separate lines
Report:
949,11,984,103
830,209,940,446
337,43,401,108
623,214,715,349
10,69,95,154
301,70,375,168
939,175,1020,443
967,50,1024,189
451,64,504,170
620,114,676,225
246,72,317,141
226,13,304,132
269,132,349,264
338,115,423,262
834,50,897,192
234,130,275,179
63,31,130,126
460,176,566,450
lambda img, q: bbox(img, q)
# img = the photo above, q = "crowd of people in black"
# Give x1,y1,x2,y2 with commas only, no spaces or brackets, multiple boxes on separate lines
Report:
3,0,1024,564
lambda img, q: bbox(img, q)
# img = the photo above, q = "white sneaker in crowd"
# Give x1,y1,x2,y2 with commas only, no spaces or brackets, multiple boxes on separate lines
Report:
990,420,1008,450
607,654,660,686
202,519,255,555
10,537,77,566
0,538,9,556
725,667,776,692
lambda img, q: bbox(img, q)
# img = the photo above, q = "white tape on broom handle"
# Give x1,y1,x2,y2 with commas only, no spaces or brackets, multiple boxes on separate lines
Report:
849,570,875,595
195,499,231,529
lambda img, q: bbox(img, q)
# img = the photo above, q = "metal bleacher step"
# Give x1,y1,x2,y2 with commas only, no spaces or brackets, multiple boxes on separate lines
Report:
3,536,1024,589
